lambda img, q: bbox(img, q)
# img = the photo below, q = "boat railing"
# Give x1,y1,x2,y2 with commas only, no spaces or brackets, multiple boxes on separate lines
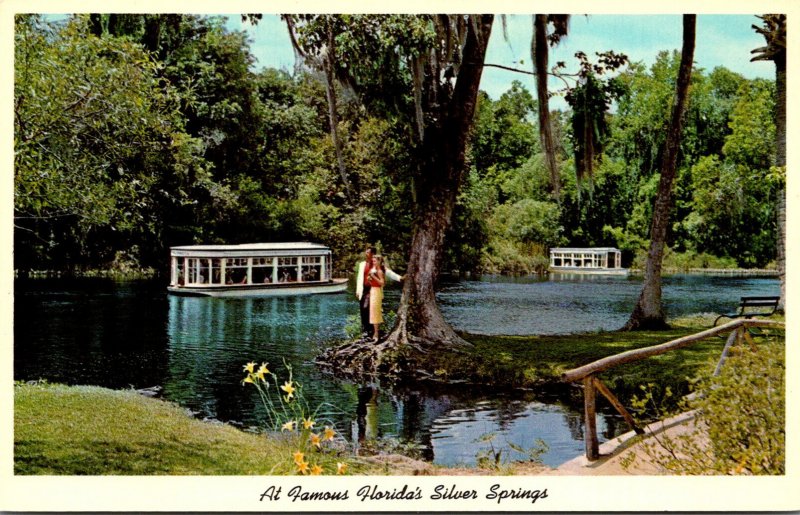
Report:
560,318,785,461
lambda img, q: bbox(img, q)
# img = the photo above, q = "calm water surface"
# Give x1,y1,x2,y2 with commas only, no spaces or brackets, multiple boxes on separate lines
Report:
14,274,778,467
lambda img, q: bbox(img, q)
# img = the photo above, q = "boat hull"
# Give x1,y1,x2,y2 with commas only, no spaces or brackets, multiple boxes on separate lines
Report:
549,267,630,276
168,278,349,297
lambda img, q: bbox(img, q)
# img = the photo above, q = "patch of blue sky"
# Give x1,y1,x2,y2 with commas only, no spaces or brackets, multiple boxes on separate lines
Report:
226,13,772,107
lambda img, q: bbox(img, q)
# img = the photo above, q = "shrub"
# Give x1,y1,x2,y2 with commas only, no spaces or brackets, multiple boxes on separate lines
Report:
627,336,784,474
481,239,550,275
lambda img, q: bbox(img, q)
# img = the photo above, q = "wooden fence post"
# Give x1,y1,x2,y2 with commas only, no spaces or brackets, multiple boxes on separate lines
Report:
584,375,599,460
561,320,784,462
593,377,644,435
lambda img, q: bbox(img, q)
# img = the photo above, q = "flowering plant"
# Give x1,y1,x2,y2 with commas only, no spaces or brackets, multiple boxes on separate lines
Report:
242,359,347,475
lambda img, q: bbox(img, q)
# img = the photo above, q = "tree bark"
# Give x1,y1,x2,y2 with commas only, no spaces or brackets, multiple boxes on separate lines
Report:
750,14,785,312
321,16,493,379
534,14,561,197
387,14,493,350
304,15,497,382
322,25,354,204
775,44,786,312
624,15,695,331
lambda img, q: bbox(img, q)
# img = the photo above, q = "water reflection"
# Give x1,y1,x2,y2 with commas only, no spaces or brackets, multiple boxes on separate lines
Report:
15,274,780,468
165,294,355,424
354,386,379,443
164,293,623,466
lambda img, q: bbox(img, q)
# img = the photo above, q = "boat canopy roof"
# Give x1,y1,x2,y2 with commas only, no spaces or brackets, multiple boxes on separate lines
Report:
170,242,331,257
550,247,621,253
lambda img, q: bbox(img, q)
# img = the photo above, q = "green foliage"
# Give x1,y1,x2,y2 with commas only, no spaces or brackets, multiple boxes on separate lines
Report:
481,240,551,275
471,82,540,175
690,79,778,268
564,58,627,182
660,248,737,271
490,199,563,246
13,14,779,275
628,337,784,475
14,15,219,270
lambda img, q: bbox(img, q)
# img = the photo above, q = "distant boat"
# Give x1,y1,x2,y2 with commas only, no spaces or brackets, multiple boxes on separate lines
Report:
549,247,629,276
167,242,348,297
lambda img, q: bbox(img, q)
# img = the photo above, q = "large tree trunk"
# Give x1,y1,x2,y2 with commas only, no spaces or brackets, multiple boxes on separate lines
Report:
624,15,695,331
390,16,493,348
775,42,785,312
751,14,786,312
320,15,493,379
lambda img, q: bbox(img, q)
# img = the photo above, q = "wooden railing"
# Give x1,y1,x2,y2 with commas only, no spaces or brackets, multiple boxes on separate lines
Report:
561,318,785,461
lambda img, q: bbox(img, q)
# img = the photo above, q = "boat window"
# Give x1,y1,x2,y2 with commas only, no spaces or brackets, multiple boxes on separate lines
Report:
277,257,297,283
301,256,322,282
175,261,185,286
225,257,249,285
186,258,213,284
252,257,275,284
210,259,222,283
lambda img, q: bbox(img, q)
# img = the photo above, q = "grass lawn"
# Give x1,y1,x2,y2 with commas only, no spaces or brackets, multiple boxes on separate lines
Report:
14,383,362,475
437,314,785,403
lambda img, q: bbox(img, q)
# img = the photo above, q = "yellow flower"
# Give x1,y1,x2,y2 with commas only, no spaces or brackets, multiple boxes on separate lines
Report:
292,450,305,464
302,417,315,430
243,362,256,373
255,363,269,381
281,381,295,399
241,375,254,385
336,462,347,475
323,427,336,441
310,433,321,448
310,463,323,476
296,460,309,475
281,420,295,432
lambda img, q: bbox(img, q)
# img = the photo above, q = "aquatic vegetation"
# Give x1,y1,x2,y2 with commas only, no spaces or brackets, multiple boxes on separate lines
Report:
474,431,548,471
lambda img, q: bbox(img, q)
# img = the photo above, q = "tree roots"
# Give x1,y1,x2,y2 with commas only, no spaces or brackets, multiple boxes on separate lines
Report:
315,331,445,384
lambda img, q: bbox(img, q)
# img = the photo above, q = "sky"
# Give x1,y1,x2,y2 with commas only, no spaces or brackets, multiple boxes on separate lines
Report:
224,14,774,106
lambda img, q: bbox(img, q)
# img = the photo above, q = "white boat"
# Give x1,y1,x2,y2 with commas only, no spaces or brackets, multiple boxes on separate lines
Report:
549,247,629,276
167,242,348,297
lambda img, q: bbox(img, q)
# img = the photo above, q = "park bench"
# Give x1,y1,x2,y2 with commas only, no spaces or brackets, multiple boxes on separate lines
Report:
713,296,780,326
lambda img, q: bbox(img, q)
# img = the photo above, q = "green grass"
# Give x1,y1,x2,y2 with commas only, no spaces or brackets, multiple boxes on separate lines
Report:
434,314,785,404
14,383,364,475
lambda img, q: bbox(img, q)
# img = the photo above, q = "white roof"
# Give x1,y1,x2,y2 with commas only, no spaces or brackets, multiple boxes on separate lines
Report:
170,242,332,257
550,247,621,253
171,242,328,251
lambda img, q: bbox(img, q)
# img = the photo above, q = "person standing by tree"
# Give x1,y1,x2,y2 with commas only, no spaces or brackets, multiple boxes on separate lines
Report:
355,246,402,338
368,255,387,342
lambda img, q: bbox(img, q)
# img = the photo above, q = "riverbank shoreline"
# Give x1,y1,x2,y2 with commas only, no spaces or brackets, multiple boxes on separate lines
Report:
13,312,785,476
15,266,780,281
12,382,548,476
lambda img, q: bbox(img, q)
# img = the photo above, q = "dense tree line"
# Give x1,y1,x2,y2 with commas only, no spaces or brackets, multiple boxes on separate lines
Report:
14,14,778,278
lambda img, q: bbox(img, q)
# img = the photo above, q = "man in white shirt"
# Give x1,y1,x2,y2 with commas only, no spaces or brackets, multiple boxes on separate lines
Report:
355,245,403,337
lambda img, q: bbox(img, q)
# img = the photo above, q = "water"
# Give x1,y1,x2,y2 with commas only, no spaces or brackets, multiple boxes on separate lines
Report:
13,274,779,468
439,273,779,334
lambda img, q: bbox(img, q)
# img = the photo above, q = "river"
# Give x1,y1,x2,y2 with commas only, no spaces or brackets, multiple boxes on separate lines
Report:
13,273,779,468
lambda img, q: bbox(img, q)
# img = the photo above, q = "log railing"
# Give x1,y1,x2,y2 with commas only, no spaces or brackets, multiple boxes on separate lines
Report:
561,318,785,461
